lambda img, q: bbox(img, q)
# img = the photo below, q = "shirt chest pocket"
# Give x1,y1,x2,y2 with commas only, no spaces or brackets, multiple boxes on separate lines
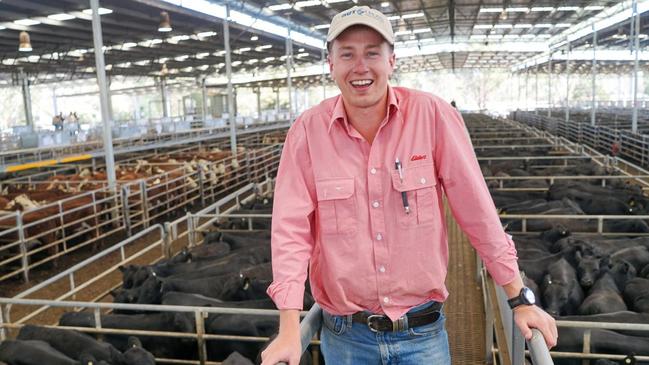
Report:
391,163,438,227
315,178,358,236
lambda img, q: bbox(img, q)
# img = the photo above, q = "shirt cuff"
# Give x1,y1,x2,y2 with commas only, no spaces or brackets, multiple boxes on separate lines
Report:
266,281,306,310
483,234,520,286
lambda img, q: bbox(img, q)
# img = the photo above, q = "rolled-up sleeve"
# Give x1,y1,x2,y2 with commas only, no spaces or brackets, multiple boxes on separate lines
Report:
432,103,519,286
266,119,317,310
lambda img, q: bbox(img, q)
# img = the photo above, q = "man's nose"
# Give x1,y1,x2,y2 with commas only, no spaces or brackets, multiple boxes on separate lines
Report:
352,57,369,73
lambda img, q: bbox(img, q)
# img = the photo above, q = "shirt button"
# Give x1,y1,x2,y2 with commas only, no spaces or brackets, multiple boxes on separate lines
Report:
370,168,377,175
372,201,380,208
383,297,389,303
376,233,383,241
379,266,386,273
420,178,427,184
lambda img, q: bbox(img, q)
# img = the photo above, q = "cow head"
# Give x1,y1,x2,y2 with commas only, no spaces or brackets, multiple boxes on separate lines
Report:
609,259,637,291
576,251,608,289
123,337,155,365
542,274,570,317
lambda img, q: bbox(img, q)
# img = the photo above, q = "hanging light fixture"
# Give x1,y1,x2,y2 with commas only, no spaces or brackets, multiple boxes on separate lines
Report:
19,31,32,52
158,11,172,32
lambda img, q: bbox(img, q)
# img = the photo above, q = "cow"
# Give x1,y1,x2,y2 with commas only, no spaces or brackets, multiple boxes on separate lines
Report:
541,258,584,316
560,311,649,337
17,324,124,364
623,277,649,313
553,326,649,365
577,272,628,315
0,340,78,365
59,311,195,359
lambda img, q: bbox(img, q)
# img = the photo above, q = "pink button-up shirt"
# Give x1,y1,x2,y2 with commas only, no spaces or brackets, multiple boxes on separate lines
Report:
267,86,518,321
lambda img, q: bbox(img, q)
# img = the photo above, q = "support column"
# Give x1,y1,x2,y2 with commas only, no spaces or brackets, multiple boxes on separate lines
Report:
286,25,293,123
632,0,640,133
525,70,529,111
321,47,327,99
274,87,280,113
565,41,571,124
535,63,539,114
591,26,597,126
90,0,116,189
20,69,33,129
256,86,262,121
548,53,553,117
107,76,114,122
201,76,208,122
52,87,58,117
160,76,170,118
224,1,237,155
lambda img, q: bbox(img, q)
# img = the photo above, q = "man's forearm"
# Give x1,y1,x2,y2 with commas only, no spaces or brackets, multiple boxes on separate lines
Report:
279,309,301,334
502,274,524,299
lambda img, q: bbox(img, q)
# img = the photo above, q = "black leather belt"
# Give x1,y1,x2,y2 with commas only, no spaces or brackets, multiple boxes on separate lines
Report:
351,301,443,332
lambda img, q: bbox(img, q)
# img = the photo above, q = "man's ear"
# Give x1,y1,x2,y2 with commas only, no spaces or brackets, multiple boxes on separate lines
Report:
327,54,334,76
388,51,396,76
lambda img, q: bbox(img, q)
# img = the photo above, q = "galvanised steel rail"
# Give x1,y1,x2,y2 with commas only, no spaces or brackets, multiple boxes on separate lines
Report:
0,145,282,283
0,121,289,173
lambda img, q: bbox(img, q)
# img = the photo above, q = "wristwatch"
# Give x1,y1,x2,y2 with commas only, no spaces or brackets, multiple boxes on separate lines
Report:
507,287,536,309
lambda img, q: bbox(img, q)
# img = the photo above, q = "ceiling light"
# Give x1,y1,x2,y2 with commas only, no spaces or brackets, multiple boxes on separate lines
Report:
584,6,605,11
394,30,411,36
505,7,529,12
514,24,533,28
401,12,424,19
381,2,390,7
556,23,571,28
196,52,209,58
480,8,504,13
263,57,276,62
494,24,513,29
470,35,487,39
174,55,189,61
298,48,305,52
295,0,321,8
521,34,536,39
19,31,32,52
534,24,553,28
0,26,5,30
122,42,137,48
474,25,493,29
14,19,41,26
82,8,113,15
268,4,292,11
232,61,242,66
48,13,76,21
237,47,251,52
158,11,172,32
255,45,273,51
412,28,430,34
387,15,401,21
105,64,113,70
197,31,217,38
250,35,259,41
557,6,580,11
530,7,554,12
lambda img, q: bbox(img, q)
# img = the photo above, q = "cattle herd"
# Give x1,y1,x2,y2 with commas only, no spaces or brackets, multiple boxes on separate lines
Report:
3,116,649,365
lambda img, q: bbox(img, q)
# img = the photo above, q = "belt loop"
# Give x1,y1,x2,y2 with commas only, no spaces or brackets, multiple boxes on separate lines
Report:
346,314,353,329
402,314,409,331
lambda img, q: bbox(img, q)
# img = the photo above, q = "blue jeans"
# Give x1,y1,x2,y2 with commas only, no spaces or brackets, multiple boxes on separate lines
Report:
320,301,451,365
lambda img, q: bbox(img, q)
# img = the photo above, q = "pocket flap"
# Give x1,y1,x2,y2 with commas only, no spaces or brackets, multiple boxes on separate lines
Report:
391,163,437,192
316,178,355,201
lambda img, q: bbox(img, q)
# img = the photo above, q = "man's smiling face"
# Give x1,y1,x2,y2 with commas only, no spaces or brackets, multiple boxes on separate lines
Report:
328,25,396,110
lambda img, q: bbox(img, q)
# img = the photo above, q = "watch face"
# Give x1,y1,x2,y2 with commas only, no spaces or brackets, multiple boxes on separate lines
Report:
523,287,536,305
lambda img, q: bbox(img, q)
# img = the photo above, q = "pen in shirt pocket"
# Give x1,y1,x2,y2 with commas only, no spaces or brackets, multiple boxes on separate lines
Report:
395,158,410,214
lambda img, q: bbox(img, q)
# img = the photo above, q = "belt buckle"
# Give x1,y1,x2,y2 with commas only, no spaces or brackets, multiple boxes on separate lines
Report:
366,314,383,333
392,316,406,332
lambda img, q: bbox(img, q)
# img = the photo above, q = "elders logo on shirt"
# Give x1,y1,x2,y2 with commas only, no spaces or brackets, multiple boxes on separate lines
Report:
410,154,427,162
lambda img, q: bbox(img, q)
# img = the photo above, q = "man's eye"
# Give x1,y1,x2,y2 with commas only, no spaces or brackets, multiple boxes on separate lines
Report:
341,53,352,59
368,52,379,57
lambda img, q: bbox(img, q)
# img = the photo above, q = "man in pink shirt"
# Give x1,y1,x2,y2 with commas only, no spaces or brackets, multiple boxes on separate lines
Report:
261,6,557,365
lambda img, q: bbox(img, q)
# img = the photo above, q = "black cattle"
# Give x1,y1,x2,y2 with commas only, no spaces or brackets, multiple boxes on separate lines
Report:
162,291,276,309
223,351,255,365
576,251,607,288
0,340,78,365
204,230,271,249
205,314,278,361
188,240,231,260
611,246,649,272
623,277,649,313
518,247,577,284
541,258,583,316
161,273,269,301
560,311,649,337
641,263,649,278
578,273,628,315
501,198,582,215
554,327,649,365
579,196,635,215
122,337,155,365
16,325,124,364
112,274,163,307
59,311,195,359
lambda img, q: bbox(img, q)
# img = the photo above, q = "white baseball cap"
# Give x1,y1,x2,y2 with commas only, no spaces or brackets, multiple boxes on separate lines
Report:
326,6,394,45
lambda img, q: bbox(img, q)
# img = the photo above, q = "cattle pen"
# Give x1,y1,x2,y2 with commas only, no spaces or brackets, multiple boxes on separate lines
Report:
2,0,649,364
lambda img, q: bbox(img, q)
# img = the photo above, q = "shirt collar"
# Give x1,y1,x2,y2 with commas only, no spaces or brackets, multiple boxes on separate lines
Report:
327,85,401,134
